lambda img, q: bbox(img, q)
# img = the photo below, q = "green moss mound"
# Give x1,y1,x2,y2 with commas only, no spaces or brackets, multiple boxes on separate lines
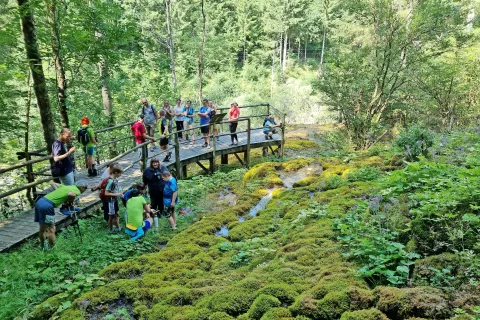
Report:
207,288,256,316
248,294,282,319
340,308,388,320
260,307,292,319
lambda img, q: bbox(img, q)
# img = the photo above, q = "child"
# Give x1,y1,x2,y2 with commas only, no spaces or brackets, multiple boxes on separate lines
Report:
161,171,178,230
104,164,123,232
158,110,171,162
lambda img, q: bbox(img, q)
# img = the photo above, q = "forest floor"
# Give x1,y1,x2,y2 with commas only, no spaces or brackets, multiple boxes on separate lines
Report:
3,124,480,320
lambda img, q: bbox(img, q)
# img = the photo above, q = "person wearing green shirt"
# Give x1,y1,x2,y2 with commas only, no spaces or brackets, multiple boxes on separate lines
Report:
34,180,88,249
79,116,98,177
125,193,154,241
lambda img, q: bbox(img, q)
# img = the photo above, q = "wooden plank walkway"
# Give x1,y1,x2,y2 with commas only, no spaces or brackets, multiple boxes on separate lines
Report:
0,129,280,252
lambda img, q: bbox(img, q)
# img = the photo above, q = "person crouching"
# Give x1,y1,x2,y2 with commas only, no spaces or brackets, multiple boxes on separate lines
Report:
125,189,154,241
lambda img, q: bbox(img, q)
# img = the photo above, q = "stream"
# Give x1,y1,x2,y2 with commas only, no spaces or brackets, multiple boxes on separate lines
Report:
215,163,323,236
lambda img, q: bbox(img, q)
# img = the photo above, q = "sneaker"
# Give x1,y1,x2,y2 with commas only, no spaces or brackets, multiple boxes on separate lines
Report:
117,227,122,232
109,229,115,234
87,168,93,176
92,168,98,176
269,136,273,140
60,207,72,215
202,143,207,148
207,144,212,149
229,143,235,146
265,135,269,140
163,156,169,162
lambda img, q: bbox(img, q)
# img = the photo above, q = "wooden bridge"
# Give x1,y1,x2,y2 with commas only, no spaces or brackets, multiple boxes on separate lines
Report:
0,103,286,252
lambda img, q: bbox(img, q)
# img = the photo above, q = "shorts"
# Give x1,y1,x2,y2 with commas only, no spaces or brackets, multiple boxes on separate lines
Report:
161,206,175,218
263,129,277,135
142,220,151,232
34,197,55,225
136,142,148,161
200,125,210,134
83,146,96,156
103,199,119,216
160,137,169,147
144,124,155,137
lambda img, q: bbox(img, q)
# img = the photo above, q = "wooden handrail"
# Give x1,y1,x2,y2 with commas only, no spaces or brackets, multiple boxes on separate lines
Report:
93,121,135,134
0,155,52,174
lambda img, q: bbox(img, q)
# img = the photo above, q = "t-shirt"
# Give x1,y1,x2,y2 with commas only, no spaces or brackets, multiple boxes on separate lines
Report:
159,118,170,136
163,177,178,207
105,178,119,201
131,121,146,144
163,106,172,121
199,106,211,125
264,120,277,133
126,196,146,229
173,105,184,122
143,166,167,196
45,185,81,207
81,125,96,147
229,107,240,122
142,104,157,125
52,140,73,175
184,106,195,123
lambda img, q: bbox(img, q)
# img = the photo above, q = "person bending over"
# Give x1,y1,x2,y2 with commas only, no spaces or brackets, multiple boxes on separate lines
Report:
125,190,154,241
34,180,88,249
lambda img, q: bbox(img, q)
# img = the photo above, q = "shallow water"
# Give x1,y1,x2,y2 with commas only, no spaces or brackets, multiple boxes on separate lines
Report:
215,225,229,237
279,162,323,189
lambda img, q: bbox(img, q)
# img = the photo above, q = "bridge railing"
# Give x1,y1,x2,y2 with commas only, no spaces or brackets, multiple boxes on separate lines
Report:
0,102,286,210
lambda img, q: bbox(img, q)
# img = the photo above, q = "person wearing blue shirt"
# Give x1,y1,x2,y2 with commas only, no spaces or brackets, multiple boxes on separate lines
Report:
162,171,178,230
263,115,282,140
183,101,196,145
197,99,211,148
122,182,148,207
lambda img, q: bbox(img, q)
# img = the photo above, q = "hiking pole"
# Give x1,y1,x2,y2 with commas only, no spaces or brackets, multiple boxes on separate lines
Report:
69,200,83,243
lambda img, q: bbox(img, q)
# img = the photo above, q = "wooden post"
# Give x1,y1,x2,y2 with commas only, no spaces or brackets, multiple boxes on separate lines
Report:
209,157,214,174
132,135,136,148
25,152,36,206
174,131,182,178
246,118,251,168
267,103,270,116
281,113,286,158
141,144,147,171
221,154,228,164
182,164,187,178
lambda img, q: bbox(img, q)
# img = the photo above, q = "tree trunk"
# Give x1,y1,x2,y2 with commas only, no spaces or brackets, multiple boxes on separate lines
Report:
297,39,300,60
282,31,288,76
98,57,114,126
467,8,475,31
270,50,275,98
165,0,177,94
48,0,69,128
24,71,35,206
198,0,206,101
18,0,56,153
304,39,307,63
319,28,327,69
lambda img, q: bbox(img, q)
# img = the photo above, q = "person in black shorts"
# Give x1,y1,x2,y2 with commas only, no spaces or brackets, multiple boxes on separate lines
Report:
143,158,167,216
158,110,171,162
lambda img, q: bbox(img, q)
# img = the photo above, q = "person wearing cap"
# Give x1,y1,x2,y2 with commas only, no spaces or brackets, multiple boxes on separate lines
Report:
263,115,282,140
140,98,158,151
228,102,240,145
79,116,98,177
198,99,211,148
131,114,155,167
183,100,195,145
34,180,88,249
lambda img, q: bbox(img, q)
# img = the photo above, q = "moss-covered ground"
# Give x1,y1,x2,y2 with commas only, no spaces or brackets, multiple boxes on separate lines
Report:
9,126,480,319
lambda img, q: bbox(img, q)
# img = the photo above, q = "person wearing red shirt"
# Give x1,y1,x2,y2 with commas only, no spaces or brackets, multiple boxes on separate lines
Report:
131,114,155,167
228,102,240,145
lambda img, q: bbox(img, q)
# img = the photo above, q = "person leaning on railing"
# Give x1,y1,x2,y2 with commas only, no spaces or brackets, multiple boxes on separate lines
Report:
131,114,156,168
34,180,88,250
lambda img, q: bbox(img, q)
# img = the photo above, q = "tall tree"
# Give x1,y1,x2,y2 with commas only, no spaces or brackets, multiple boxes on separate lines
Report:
198,0,206,100
165,0,178,94
48,0,69,128
17,0,56,153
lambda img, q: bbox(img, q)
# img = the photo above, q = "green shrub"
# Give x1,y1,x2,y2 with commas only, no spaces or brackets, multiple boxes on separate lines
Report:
393,125,433,161
260,307,292,320
257,284,297,305
340,308,388,320
346,166,381,182
248,294,281,320
207,289,256,316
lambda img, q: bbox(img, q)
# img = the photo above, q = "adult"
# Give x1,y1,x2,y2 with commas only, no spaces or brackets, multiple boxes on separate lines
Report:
141,98,158,150
162,100,174,132
228,102,240,145
173,99,184,139
131,114,155,167
34,180,88,249
183,100,195,145
263,115,282,140
143,158,167,215
51,128,75,185
198,99,211,148
78,116,98,177
158,110,172,162
125,191,154,241
162,171,178,230
208,100,219,142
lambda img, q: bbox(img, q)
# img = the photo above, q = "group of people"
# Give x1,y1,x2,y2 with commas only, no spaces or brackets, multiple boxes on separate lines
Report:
134,98,242,161
35,98,282,250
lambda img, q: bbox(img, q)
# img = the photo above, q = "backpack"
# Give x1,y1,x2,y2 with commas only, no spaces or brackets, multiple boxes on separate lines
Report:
77,126,90,146
263,117,269,126
99,177,110,200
